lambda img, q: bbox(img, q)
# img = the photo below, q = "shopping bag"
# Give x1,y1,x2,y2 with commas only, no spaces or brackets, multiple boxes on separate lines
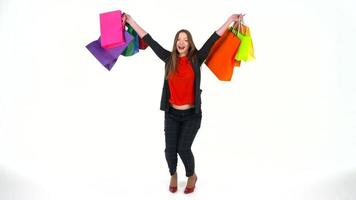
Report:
235,24,255,61
100,10,125,49
233,23,246,67
86,31,133,71
235,60,241,67
139,37,148,49
245,27,255,61
122,24,139,56
205,24,241,81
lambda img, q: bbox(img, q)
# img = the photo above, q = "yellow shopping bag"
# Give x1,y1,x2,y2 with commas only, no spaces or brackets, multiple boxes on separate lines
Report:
235,23,255,62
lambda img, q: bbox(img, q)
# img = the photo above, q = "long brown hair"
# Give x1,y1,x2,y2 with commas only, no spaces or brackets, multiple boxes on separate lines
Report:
165,29,197,79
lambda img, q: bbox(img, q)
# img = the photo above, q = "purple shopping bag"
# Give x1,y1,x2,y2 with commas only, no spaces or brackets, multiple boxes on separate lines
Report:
86,31,133,71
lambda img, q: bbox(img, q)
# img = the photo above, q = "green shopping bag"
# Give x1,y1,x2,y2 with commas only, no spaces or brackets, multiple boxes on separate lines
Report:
235,22,255,62
122,24,139,56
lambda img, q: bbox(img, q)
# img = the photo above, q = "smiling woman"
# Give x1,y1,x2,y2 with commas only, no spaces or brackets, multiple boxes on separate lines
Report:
122,13,243,194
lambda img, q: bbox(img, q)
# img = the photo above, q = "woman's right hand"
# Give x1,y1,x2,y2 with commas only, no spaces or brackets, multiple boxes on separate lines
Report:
121,13,148,38
122,13,133,25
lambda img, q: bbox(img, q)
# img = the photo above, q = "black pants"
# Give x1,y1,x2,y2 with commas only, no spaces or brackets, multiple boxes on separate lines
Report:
164,106,202,177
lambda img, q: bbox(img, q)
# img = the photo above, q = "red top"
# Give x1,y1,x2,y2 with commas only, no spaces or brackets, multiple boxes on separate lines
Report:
168,56,195,106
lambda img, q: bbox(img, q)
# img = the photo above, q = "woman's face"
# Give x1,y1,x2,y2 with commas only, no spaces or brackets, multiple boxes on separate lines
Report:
176,32,190,56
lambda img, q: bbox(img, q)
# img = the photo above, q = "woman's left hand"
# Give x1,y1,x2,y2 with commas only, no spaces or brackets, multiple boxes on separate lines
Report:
229,14,245,23
216,13,246,36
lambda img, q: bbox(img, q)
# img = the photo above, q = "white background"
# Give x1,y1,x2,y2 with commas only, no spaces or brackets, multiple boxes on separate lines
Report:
1,0,356,199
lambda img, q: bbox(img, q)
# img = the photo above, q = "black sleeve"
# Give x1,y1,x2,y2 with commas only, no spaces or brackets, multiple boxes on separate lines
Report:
142,33,171,62
197,31,221,65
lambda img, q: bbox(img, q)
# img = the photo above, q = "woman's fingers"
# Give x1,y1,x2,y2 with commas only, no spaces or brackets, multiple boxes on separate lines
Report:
232,13,246,22
122,14,126,24
123,13,133,24
231,13,244,22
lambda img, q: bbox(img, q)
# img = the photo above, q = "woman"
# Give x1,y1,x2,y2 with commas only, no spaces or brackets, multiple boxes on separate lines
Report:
123,13,243,194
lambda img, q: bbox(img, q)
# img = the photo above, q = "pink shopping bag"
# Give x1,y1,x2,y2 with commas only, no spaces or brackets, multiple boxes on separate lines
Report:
100,10,125,49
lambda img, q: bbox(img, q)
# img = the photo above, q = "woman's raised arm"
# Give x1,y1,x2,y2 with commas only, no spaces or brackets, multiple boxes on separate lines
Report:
122,13,170,62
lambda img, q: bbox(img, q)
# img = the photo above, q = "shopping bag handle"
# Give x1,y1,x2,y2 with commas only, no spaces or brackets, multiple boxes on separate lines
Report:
231,14,245,36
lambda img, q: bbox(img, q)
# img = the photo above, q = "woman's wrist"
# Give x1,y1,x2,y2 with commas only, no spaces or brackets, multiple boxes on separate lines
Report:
225,17,234,29
126,18,133,26
228,16,234,24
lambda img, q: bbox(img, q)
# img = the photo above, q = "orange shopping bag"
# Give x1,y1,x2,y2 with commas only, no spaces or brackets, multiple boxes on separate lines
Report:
205,24,241,81
235,60,241,67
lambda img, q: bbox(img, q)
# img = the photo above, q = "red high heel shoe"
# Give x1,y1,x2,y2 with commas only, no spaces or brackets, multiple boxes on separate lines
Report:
169,173,178,193
169,186,177,193
184,176,197,194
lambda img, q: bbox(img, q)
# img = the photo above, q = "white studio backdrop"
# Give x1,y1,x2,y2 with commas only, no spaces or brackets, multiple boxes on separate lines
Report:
1,0,356,199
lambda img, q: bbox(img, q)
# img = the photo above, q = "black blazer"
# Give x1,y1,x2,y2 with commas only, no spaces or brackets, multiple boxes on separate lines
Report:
142,32,220,113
